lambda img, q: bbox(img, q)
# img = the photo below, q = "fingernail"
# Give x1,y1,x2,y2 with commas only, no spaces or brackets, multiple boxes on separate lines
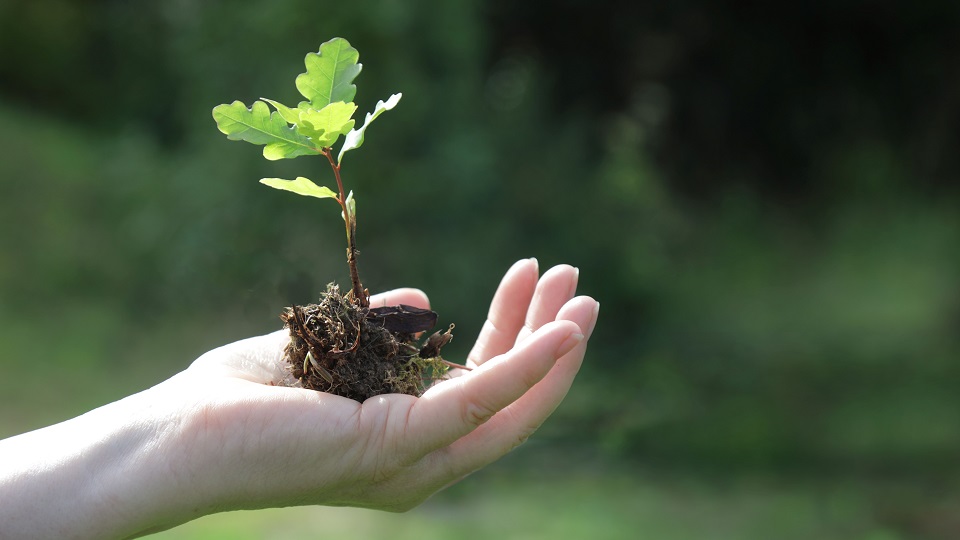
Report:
570,267,580,297
557,332,584,357
587,301,600,337
529,257,539,273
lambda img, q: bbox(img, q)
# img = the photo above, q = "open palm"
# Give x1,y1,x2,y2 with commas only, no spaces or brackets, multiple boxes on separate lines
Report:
176,259,599,514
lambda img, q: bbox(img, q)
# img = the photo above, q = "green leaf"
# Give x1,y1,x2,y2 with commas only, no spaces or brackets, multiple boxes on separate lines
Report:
296,37,362,109
337,93,401,164
261,98,301,125
259,177,338,200
212,100,319,160
342,190,357,242
345,190,356,221
261,99,317,126
298,102,358,147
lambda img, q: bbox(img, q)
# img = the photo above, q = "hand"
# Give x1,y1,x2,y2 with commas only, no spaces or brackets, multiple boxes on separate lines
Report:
180,259,598,512
0,259,599,538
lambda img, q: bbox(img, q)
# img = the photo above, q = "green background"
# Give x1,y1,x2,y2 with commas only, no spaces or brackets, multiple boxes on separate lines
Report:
2,1,959,538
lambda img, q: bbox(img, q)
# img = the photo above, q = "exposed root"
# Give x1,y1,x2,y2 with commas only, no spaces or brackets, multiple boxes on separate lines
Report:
280,284,457,401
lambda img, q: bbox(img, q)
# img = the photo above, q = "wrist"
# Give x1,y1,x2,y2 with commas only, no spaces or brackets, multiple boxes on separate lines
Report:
0,377,207,538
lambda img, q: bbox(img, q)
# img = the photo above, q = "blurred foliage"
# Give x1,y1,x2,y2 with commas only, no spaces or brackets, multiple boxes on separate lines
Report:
154,457,934,540
2,0,960,537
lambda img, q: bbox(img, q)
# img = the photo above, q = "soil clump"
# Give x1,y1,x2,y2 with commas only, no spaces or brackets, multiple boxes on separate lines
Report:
280,284,454,401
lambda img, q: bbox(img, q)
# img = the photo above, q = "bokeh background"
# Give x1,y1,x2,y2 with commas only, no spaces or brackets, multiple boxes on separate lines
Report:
2,1,960,538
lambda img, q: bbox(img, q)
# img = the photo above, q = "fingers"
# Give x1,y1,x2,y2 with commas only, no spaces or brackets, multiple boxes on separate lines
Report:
422,295,599,480
514,264,579,345
399,320,584,461
369,287,430,310
466,258,539,367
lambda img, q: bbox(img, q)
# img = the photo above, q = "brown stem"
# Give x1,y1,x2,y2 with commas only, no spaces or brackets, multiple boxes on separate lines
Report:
322,148,368,307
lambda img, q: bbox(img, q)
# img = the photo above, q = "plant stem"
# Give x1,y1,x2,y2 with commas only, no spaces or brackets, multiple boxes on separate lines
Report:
322,148,368,307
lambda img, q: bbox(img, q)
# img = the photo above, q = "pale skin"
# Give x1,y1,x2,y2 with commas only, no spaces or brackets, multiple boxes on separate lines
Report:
0,259,598,539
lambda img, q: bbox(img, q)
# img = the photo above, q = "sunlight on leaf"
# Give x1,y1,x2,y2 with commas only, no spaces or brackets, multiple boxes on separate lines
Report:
298,102,358,148
259,177,338,200
261,98,301,126
342,190,356,223
212,100,319,160
296,37,362,110
338,93,402,164
346,190,356,219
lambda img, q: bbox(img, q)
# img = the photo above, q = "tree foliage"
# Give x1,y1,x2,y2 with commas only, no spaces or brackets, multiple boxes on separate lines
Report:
2,2,960,498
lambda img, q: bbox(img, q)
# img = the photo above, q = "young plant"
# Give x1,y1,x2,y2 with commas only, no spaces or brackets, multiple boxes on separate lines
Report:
212,37,400,308
212,38,456,401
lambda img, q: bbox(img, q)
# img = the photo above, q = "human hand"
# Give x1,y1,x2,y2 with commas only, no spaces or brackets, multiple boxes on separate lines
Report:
0,260,598,538
175,259,597,516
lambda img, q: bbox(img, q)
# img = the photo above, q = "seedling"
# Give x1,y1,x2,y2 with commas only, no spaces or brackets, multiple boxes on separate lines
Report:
213,38,457,400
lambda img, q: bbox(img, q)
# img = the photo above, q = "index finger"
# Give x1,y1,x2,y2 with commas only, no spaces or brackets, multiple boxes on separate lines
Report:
466,258,539,367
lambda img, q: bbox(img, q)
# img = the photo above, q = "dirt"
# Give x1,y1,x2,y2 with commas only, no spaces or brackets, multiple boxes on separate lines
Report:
279,284,455,401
